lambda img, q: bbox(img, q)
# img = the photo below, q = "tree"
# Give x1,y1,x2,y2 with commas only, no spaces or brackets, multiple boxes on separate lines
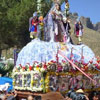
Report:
0,0,18,57
0,0,56,58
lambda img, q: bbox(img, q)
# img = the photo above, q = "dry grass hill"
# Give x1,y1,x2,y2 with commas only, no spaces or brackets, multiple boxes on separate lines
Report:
70,24,100,56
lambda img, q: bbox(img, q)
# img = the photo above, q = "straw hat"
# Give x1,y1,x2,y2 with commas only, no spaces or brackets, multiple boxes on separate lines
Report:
76,89,84,93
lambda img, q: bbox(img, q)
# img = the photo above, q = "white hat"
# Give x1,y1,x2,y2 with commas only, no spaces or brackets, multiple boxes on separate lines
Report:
33,12,37,17
5,83,11,86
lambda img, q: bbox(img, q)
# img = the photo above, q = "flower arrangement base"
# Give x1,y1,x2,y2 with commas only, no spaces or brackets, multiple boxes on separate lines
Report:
13,69,100,95
15,90,44,100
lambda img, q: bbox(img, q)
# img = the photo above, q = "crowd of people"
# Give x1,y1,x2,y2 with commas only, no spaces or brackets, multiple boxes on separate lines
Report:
27,90,100,100
0,89,99,100
65,89,99,100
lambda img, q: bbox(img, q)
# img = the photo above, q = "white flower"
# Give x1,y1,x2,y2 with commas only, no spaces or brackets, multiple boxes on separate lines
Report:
40,68,45,72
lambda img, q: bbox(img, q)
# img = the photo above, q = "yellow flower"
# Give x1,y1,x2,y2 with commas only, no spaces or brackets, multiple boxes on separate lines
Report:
41,85,44,88
35,67,40,71
45,79,49,83
40,79,44,83
56,73,59,76
40,23,44,26
13,81,15,86
31,80,34,86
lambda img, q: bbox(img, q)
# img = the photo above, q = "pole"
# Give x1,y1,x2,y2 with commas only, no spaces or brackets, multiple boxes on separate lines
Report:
37,0,42,15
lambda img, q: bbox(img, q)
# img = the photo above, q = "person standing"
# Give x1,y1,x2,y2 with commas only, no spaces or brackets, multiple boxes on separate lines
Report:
13,46,19,66
74,20,84,45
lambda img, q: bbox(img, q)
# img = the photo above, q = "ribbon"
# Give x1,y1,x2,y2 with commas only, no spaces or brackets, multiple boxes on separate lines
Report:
58,50,96,85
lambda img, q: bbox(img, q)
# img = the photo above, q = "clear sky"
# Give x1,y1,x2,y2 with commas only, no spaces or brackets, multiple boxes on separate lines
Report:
68,0,100,24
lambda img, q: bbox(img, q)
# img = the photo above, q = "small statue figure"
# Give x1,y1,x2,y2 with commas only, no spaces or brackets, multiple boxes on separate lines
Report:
38,16,44,40
51,3,66,42
29,12,39,39
74,20,84,44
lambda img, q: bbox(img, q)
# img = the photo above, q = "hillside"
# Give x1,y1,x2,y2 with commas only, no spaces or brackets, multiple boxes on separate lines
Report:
70,24,100,56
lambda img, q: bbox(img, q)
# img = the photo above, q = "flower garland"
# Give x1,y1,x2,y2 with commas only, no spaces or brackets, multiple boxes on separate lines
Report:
37,0,42,15
13,57,100,92
14,57,100,74
13,71,44,91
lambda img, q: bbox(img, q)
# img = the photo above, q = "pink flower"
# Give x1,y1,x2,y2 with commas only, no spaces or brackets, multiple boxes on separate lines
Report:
34,61,39,64
19,64,22,67
89,60,93,64
62,60,66,63
22,66,26,70
82,56,84,59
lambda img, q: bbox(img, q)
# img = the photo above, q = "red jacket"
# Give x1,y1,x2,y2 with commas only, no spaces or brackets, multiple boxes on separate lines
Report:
32,19,38,32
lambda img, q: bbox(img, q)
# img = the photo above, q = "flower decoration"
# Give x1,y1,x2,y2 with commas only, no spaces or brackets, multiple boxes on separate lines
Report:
13,57,100,93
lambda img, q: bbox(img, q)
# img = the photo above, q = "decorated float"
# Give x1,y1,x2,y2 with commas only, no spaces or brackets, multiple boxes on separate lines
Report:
13,0,100,99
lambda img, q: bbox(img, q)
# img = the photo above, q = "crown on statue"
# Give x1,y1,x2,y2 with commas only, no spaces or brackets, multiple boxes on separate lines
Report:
52,0,69,4
52,0,61,3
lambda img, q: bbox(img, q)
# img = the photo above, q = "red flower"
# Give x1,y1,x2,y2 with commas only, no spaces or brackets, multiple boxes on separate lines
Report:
97,60,100,63
95,64,98,67
71,59,74,62
43,64,47,69
89,60,93,64
51,60,54,63
82,56,84,59
51,60,56,63
48,62,51,65
57,65,62,72
62,60,66,63
97,66,100,69
19,64,22,67
70,54,73,58
37,65,40,68
29,66,33,70
22,66,26,70
82,62,88,66
84,65,88,71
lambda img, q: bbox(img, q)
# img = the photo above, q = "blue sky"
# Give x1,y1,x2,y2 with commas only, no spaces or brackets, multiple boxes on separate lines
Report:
68,0,100,24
